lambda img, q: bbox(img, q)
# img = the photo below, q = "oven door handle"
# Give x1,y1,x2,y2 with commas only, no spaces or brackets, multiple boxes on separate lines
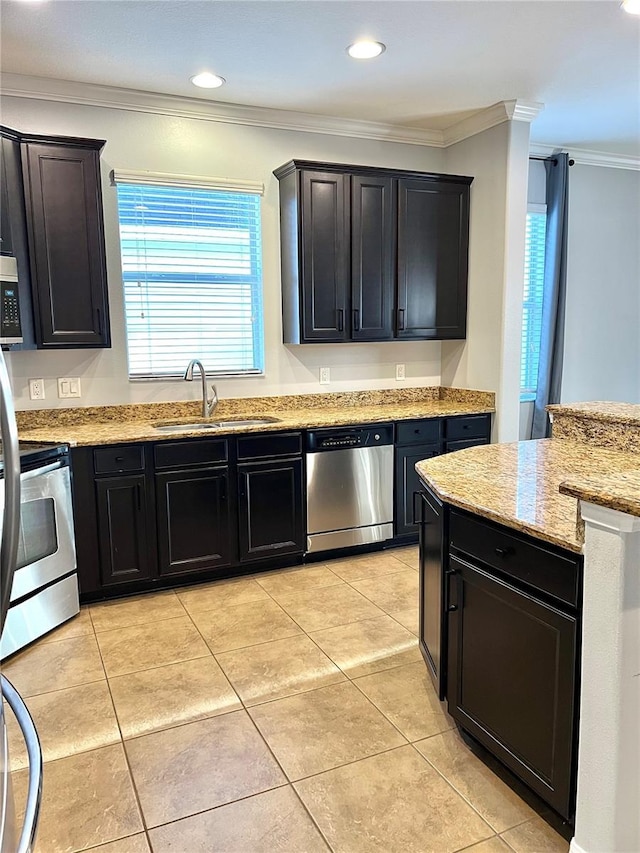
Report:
0,348,21,636
19,460,65,481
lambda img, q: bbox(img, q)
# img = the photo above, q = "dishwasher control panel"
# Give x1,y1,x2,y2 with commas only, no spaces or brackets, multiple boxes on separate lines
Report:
306,424,393,452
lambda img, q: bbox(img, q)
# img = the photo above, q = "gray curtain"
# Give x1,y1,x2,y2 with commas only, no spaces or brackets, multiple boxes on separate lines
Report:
531,153,570,439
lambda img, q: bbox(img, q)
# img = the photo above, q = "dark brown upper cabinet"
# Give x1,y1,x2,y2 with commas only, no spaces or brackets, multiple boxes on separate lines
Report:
21,133,111,348
274,160,472,344
0,126,36,349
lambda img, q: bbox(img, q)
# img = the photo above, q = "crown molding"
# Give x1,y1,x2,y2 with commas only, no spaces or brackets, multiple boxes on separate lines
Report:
530,142,640,171
0,73,444,148
8,74,634,167
443,99,543,146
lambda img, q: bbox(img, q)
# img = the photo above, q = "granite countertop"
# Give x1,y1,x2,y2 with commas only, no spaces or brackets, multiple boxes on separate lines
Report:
548,401,640,424
16,387,495,448
559,470,640,519
416,439,640,553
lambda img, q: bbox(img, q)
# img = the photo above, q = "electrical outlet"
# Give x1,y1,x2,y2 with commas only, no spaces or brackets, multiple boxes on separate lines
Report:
319,367,331,385
28,379,45,401
58,377,82,399
396,363,406,381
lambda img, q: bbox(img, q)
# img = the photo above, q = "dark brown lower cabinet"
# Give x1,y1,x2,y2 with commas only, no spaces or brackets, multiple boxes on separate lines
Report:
395,443,439,538
95,474,153,587
418,489,447,699
446,554,578,818
238,458,304,562
156,466,233,576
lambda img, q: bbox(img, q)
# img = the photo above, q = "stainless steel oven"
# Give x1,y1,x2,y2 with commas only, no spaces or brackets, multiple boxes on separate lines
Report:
0,444,78,659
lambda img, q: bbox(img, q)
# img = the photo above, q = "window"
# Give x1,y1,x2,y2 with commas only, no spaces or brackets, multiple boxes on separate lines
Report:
521,206,547,401
114,175,264,379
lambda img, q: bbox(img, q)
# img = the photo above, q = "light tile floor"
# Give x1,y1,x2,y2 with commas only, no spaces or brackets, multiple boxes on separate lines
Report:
5,546,571,853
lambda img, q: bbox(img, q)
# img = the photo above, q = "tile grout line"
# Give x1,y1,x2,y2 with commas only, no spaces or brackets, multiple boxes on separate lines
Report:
406,740,504,839
93,623,151,845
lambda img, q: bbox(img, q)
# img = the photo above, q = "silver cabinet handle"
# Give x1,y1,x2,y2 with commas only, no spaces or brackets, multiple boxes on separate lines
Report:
1,675,43,853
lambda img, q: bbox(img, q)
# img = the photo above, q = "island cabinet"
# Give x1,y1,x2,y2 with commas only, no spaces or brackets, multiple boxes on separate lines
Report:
20,133,111,348
70,431,305,600
274,160,472,344
417,487,583,821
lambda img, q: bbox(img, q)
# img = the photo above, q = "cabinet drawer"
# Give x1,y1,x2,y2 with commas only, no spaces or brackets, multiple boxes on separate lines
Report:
449,511,580,608
154,439,228,470
445,415,490,441
94,445,144,475
237,432,302,460
396,419,441,446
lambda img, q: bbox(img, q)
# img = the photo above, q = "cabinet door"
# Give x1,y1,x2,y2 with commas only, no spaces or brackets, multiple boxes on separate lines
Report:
300,170,349,341
0,137,14,257
21,141,111,348
395,444,439,538
396,179,470,340
1,131,36,349
447,556,578,819
156,467,233,576
95,475,153,587
418,489,447,699
238,458,304,562
351,175,394,341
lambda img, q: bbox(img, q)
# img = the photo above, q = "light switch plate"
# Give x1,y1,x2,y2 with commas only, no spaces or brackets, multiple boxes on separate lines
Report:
58,377,81,399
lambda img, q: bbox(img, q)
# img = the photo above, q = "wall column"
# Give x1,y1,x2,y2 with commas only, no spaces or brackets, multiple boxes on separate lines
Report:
570,502,640,853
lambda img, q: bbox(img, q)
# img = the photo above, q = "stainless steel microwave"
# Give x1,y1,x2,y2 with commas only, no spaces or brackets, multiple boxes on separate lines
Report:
0,256,22,346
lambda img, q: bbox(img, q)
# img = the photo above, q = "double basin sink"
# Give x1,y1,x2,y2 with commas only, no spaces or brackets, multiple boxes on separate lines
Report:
153,416,281,433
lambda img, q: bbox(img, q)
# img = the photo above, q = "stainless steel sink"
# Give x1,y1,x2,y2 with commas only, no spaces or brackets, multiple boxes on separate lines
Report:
153,417,281,433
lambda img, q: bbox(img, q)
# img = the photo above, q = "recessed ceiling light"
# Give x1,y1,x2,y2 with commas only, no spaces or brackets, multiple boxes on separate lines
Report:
347,40,386,60
621,0,640,12
190,72,226,89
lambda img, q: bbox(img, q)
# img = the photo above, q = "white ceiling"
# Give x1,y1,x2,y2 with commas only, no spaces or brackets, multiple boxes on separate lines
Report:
1,0,639,156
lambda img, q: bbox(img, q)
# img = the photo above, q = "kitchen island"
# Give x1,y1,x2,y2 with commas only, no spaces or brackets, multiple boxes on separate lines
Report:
415,402,640,852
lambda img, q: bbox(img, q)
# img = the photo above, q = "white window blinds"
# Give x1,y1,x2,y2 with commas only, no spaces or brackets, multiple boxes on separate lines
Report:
114,175,264,379
521,209,547,400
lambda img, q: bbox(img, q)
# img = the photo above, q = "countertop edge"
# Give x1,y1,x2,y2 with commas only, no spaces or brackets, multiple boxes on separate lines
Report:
559,479,640,519
417,469,584,554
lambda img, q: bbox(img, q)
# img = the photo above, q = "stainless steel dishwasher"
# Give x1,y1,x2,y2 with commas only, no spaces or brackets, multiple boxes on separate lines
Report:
306,424,394,553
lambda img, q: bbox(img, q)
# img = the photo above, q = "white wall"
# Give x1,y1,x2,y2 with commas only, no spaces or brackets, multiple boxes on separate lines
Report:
1,96,448,409
562,164,640,404
441,120,530,442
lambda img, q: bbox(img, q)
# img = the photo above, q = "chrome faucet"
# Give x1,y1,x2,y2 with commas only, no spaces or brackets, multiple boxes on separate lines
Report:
183,360,218,418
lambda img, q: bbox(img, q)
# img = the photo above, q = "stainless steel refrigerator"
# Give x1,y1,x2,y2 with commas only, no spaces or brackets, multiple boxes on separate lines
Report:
0,347,42,852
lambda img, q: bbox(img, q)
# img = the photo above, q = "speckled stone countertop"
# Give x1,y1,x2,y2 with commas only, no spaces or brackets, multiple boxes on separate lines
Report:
416,439,640,552
549,401,640,454
559,471,640,519
16,387,494,448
